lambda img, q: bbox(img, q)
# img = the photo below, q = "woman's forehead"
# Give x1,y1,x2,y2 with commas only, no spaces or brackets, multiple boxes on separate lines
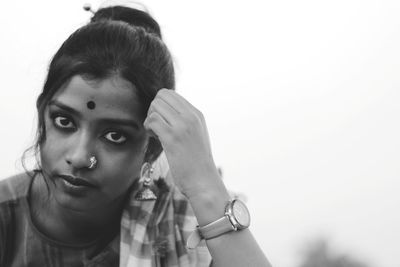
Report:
51,75,145,121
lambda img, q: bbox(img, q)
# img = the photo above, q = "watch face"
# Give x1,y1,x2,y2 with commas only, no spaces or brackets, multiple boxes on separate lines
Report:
232,200,250,227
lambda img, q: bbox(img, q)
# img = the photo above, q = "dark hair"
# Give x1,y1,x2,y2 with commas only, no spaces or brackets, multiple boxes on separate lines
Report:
91,5,162,38
32,5,174,167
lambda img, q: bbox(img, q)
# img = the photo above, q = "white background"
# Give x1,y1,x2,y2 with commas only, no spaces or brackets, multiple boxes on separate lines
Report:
0,1,399,266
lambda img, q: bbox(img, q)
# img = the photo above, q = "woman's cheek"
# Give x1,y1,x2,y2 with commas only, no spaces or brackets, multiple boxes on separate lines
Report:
102,139,147,180
40,120,70,171
40,135,61,171
98,152,143,199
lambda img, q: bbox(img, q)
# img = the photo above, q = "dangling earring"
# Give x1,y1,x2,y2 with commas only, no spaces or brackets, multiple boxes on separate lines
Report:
135,162,157,201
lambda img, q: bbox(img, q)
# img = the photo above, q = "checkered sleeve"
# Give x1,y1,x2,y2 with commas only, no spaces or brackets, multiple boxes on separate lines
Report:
120,153,212,267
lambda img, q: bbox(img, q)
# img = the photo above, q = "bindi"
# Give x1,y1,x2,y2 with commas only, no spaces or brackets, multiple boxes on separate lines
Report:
86,101,96,110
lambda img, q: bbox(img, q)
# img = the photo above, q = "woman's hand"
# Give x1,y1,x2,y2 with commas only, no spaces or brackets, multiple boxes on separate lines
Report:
144,90,271,267
143,89,226,200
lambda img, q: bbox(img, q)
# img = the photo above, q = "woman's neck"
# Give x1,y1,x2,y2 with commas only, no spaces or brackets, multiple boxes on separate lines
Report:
29,172,125,246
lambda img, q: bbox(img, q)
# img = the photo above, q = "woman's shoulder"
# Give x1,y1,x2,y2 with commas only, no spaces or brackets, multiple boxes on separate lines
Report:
0,172,33,204
0,172,35,265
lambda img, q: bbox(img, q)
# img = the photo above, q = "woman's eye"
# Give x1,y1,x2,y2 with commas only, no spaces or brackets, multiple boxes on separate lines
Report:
53,116,74,129
104,131,127,144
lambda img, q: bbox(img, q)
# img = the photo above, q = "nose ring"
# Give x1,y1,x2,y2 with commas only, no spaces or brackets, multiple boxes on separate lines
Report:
88,156,97,169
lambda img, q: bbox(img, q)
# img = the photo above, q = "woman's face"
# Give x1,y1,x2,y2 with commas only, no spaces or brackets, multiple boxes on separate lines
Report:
40,75,149,211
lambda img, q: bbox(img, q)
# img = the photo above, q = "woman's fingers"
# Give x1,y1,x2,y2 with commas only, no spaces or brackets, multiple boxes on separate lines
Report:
148,97,179,127
156,89,202,118
156,89,186,113
146,88,208,151
143,111,171,143
154,89,183,114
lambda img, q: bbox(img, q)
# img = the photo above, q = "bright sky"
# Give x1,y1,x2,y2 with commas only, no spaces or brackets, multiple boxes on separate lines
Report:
1,1,399,266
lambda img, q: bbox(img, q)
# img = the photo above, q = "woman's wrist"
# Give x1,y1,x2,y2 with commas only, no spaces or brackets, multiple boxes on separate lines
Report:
186,177,231,226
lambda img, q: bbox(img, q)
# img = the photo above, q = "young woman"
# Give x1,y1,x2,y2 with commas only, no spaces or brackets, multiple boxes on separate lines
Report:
0,5,271,267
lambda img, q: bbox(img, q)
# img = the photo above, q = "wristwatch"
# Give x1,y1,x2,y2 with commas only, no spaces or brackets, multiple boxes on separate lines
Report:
187,199,251,249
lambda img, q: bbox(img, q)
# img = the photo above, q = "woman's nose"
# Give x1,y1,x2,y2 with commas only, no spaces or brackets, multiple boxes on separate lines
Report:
65,132,95,170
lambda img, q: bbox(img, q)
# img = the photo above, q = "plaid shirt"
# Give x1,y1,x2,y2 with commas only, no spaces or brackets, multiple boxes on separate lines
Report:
120,152,212,267
0,172,119,266
0,153,211,267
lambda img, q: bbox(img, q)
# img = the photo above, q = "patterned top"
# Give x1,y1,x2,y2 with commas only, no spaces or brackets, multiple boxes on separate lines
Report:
0,172,120,266
119,153,212,267
0,153,212,267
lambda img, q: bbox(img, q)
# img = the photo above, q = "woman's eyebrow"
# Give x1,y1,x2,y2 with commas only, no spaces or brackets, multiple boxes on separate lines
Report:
99,118,140,130
48,100,81,118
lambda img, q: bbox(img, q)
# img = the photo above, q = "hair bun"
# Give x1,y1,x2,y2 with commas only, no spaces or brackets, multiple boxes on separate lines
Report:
91,5,162,38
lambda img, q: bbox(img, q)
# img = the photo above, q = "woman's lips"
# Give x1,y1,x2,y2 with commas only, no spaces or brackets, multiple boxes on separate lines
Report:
57,174,96,188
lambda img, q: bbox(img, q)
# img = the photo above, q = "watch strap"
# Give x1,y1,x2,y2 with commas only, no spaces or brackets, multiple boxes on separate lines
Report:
186,216,234,249
186,228,203,249
198,215,235,240
186,198,250,249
